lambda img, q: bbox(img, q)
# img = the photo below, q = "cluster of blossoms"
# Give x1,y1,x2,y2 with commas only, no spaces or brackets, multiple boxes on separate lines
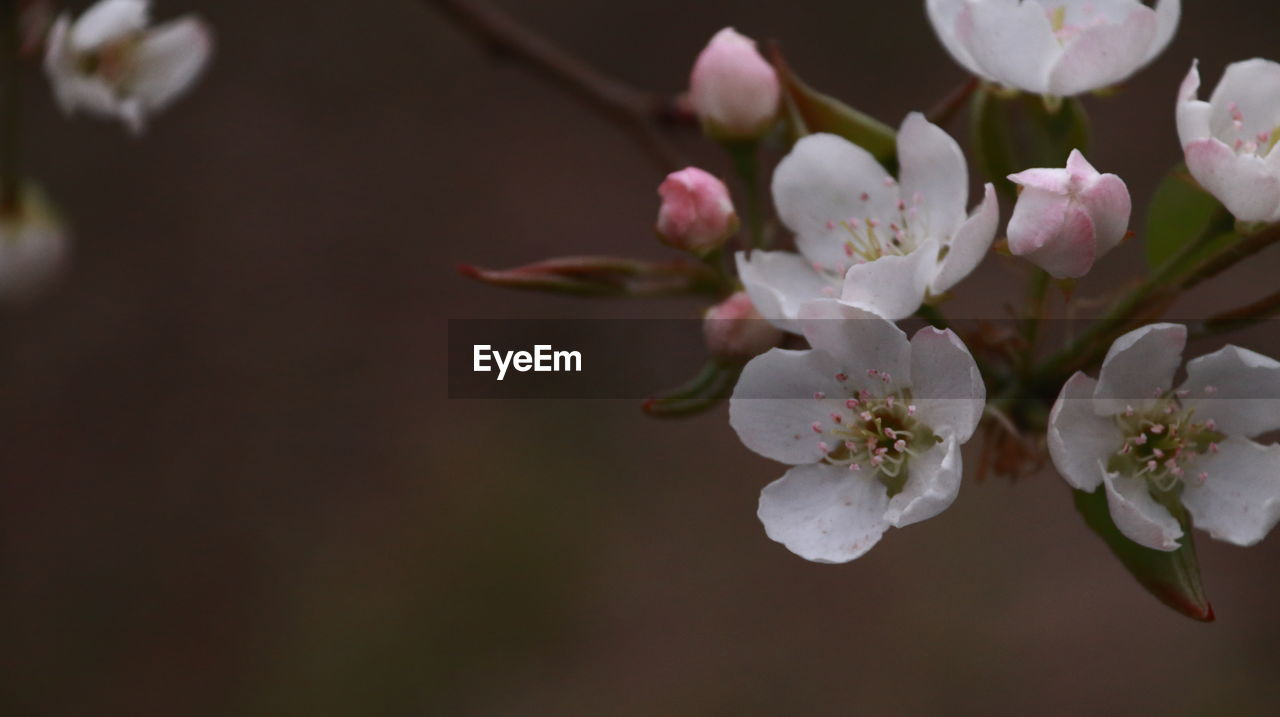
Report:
0,0,213,298
459,0,1280,616
654,8,1280,568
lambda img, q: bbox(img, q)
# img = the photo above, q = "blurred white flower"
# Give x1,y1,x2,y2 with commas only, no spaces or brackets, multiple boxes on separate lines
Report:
927,0,1180,96
44,0,213,134
1177,59,1280,224
0,186,68,300
1007,149,1131,279
1049,324,1280,550
738,113,997,328
730,300,985,562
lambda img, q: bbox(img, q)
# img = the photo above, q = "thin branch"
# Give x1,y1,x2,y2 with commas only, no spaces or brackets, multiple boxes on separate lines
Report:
1190,288,1280,339
926,77,979,129
425,0,695,172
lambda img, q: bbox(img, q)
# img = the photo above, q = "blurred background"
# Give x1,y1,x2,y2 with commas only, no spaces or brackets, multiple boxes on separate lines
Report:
3,0,1280,714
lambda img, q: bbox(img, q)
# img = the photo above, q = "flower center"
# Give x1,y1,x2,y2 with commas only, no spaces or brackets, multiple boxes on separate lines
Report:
76,35,143,87
1107,390,1226,494
820,181,927,277
810,370,939,496
1223,102,1280,157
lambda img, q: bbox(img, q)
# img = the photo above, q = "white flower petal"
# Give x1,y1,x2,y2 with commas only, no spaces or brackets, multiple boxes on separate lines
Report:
1104,473,1183,551
1048,4,1157,97
959,0,1060,95
931,183,998,294
1182,437,1280,547
840,238,938,321
926,0,988,80
908,327,984,442
885,434,961,528
1006,184,1097,279
131,17,213,115
1184,138,1280,224
772,133,897,272
898,112,967,240
1145,0,1181,64
1207,58,1280,140
758,463,891,563
735,251,836,334
1093,323,1187,415
1181,345,1280,438
1176,61,1212,146
730,348,858,465
70,0,149,50
1048,372,1119,492
1078,172,1132,257
796,299,912,393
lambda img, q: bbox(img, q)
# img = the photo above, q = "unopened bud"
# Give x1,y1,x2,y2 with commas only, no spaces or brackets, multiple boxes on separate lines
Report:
689,28,780,140
656,167,738,255
703,291,783,361
1006,150,1131,279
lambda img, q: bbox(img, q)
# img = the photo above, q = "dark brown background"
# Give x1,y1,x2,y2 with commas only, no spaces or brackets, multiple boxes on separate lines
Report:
3,1,1280,714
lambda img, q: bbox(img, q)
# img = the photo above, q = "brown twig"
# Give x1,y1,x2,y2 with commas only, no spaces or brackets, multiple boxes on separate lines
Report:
926,76,979,129
425,0,695,172
1190,288,1280,339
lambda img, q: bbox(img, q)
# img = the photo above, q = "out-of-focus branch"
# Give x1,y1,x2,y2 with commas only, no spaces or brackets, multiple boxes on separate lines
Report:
425,0,695,172
0,0,21,213
926,77,978,128
1190,288,1280,339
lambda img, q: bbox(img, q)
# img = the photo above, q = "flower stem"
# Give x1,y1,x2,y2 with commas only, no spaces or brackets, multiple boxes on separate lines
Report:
1020,268,1050,373
0,0,20,214
726,140,765,250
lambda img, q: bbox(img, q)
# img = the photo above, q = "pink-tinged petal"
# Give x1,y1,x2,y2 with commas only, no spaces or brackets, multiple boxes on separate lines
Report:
772,133,898,272
1181,345,1280,438
1078,172,1131,257
1048,372,1119,492
926,0,988,80
1184,138,1280,223
757,463,891,563
1145,0,1181,64
1207,58,1280,140
1093,323,1187,416
885,435,961,528
703,291,783,362
1007,185,1098,279
1176,61,1212,146
735,251,835,334
730,348,851,465
1104,473,1183,551
1182,437,1280,547
657,167,737,254
898,112,967,240
840,238,937,320
909,327,985,442
932,183,998,294
1008,167,1072,194
688,28,780,140
1048,5,1157,96
1064,148,1099,179
796,299,912,393
958,0,1060,94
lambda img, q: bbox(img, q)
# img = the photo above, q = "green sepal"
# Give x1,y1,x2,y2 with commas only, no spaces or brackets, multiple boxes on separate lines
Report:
768,44,896,164
1072,488,1214,622
642,359,741,418
458,256,726,298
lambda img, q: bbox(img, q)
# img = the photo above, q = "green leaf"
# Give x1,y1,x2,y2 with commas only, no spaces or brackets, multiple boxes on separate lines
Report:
768,44,896,164
1144,166,1234,269
1073,488,1214,622
458,256,725,297
642,360,740,418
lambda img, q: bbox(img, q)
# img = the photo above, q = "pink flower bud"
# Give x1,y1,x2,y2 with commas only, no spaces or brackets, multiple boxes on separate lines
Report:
689,28,780,140
656,167,738,254
1006,150,1131,279
703,291,783,362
